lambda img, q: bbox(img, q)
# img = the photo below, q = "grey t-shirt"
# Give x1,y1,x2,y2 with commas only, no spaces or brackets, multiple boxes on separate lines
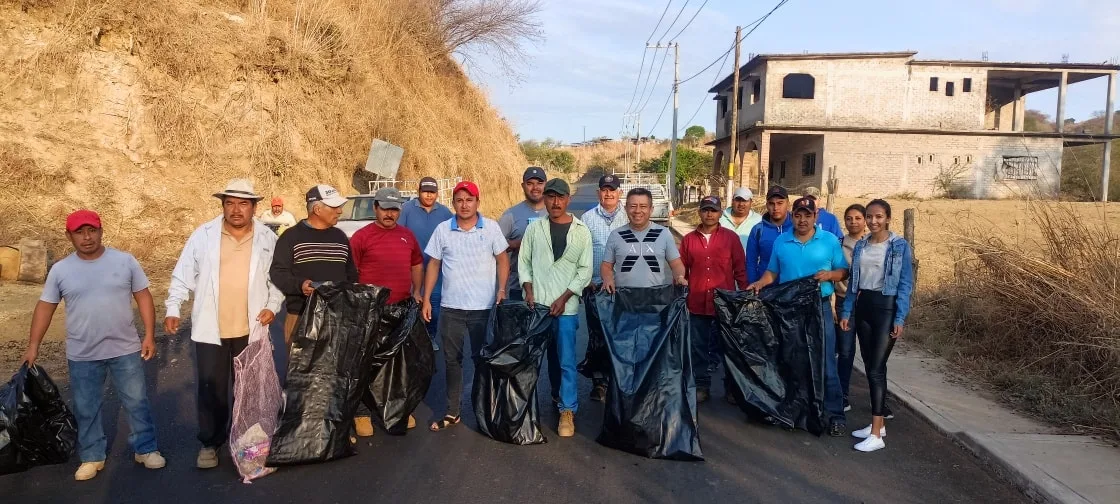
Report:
499,201,547,293
603,223,680,288
40,248,150,361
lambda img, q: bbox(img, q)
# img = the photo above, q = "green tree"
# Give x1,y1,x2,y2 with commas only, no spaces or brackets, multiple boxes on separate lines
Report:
683,125,706,147
638,148,712,186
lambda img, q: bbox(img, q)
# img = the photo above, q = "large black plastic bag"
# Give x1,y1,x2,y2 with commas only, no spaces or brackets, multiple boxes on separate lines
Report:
472,301,553,445
595,286,702,461
713,278,826,435
577,288,610,380
267,283,389,466
366,299,436,435
0,363,77,475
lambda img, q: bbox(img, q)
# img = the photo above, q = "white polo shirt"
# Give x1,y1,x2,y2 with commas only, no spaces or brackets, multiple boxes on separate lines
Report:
424,214,508,310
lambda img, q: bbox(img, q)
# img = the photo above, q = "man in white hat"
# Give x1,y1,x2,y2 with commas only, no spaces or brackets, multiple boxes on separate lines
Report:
720,187,762,252
165,178,284,469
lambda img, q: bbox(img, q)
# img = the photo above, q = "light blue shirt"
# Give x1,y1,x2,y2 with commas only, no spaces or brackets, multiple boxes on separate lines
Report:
720,208,762,252
424,215,508,310
582,203,629,284
766,229,848,297
40,248,150,361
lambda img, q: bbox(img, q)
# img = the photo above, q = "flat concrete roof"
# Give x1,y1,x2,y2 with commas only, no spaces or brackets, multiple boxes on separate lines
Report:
709,51,1120,93
707,124,1120,145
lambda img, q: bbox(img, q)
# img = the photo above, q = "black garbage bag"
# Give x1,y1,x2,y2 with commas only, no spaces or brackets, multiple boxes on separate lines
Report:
713,278,827,436
267,283,389,466
0,363,77,475
595,286,702,461
472,301,553,445
576,287,610,380
366,299,436,435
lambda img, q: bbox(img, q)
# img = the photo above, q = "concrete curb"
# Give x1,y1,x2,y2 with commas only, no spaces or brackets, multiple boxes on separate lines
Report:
853,358,1089,504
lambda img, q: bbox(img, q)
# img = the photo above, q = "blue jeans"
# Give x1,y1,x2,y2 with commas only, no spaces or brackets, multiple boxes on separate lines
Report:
548,315,579,413
835,295,856,400
68,352,158,462
821,299,846,424
427,293,442,351
689,314,717,389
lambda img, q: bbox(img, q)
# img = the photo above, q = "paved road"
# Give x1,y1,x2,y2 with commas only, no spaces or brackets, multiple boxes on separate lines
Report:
3,181,1027,502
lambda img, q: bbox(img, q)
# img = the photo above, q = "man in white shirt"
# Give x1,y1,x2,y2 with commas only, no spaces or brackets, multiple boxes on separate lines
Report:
165,178,284,470
258,196,298,235
720,187,762,252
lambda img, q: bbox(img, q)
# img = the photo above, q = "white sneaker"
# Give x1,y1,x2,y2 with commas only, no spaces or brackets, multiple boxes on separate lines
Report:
851,424,886,439
854,435,886,452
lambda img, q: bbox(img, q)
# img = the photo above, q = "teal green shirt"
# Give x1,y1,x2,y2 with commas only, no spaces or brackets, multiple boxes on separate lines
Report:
518,215,593,315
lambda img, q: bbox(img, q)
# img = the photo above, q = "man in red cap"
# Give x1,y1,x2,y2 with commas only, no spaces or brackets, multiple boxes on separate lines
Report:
258,196,297,235
421,180,510,432
23,210,164,481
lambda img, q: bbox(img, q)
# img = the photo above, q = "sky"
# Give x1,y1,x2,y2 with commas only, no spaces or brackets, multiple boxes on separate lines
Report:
466,0,1120,143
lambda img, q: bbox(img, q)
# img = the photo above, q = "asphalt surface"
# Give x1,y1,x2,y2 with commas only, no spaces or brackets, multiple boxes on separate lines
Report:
2,176,1027,503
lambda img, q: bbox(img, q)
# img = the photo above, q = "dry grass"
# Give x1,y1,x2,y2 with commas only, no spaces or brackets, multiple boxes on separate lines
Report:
0,0,527,275
912,202,1120,438
562,141,673,173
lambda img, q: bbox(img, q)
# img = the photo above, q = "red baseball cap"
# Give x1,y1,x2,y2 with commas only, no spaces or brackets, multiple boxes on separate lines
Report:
65,210,102,232
453,181,480,198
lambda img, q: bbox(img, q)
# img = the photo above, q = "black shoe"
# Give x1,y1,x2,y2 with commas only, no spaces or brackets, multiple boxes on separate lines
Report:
828,423,846,437
590,384,607,402
883,406,894,419
696,388,710,403
725,393,737,406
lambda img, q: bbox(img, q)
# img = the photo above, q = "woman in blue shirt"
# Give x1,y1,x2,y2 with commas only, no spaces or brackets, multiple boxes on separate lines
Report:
838,199,914,453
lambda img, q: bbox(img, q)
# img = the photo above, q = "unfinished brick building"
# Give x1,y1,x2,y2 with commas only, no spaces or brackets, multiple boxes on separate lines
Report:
707,52,1118,199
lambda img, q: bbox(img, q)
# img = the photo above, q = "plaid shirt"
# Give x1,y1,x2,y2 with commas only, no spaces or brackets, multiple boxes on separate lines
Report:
582,204,629,284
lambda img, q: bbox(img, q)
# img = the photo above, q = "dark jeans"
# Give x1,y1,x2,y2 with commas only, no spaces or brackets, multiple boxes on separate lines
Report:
441,307,491,417
689,314,718,389
821,299,846,425
195,336,249,448
854,290,898,417
835,295,857,400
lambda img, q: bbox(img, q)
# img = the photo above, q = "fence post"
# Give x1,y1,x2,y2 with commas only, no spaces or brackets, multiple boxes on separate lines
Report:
904,208,919,287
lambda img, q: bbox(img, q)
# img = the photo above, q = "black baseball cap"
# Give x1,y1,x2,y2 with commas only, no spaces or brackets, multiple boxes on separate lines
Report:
544,178,571,196
523,166,546,183
598,174,620,189
699,196,721,211
766,185,789,200
418,177,439,193
791,197,817,214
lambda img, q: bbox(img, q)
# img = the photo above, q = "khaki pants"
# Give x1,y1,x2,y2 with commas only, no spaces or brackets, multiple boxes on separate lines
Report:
284,313,300,348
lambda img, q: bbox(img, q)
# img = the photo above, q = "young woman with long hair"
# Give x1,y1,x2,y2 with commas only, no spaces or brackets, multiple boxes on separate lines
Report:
835,204,866,413
838,199,914,452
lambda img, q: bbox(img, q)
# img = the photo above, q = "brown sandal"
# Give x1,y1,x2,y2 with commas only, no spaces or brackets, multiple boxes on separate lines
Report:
429,415,460,432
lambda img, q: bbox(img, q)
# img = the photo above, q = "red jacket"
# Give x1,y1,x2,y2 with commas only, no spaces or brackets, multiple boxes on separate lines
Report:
679,227,748,316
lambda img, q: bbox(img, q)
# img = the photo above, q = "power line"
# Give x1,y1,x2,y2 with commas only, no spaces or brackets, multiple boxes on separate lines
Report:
655,0,692,43
646,0,674,43
636,47,671,114
624,0,675,116
678,47,731,132
647,89,674,133
677,0,789,85
667,0,710,42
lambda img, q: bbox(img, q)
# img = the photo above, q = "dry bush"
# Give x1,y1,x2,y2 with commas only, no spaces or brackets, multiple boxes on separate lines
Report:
915,202,1120,437
428,0,543,78
0,0,529,277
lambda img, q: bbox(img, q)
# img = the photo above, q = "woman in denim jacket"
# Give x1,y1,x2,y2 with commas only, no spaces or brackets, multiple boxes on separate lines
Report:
838,199,914,453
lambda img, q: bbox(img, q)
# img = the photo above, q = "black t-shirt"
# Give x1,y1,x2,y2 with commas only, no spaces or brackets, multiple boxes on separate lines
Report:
549,220,571,261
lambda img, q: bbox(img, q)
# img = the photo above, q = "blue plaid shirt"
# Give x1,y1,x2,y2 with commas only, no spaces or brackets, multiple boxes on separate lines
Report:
582,204,629,284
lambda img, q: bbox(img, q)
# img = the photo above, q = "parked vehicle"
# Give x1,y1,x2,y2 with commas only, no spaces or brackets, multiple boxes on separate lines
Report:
615,172,672,223
336,177,461,238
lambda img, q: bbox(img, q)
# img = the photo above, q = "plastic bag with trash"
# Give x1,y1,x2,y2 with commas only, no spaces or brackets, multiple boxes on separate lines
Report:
0,363,77,475
366,299,436,435
230,323,283,482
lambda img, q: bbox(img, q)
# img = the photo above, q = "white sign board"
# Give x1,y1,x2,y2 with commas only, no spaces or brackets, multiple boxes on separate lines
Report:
364,139,404,179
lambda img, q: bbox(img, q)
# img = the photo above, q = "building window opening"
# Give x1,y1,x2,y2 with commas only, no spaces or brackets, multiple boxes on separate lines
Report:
802,153,817,176
929,77,939,92
946,81,955,96
752,79,761,104
963,78,972,93
782,74,815,99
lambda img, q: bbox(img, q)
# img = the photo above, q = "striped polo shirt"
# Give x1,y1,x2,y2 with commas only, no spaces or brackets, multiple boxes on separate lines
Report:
424,215,509,311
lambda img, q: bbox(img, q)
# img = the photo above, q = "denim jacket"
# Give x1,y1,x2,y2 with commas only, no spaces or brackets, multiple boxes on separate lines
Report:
840,232,914,326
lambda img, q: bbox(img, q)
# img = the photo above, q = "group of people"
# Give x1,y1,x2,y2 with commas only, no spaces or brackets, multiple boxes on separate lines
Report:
19,166,914,482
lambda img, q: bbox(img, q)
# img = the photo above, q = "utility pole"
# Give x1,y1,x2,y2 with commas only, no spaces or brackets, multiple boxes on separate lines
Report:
636,116,642,167
727,26,741,204
646,42,680,205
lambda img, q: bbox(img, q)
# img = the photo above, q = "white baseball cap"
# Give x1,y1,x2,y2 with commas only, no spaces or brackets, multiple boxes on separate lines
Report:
305,184,348,208
733,188,754,201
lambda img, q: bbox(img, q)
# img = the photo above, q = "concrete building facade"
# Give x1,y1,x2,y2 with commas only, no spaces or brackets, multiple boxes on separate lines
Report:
708,52,1118,199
